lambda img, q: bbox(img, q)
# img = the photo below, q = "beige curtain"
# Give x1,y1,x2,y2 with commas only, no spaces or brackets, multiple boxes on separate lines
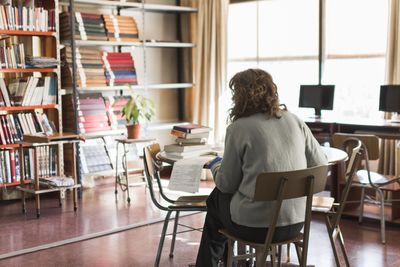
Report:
192,0,229,143
379,0,400,175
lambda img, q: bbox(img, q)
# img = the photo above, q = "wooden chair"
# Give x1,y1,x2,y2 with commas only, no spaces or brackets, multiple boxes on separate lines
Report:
219,165,329,267
312,138,363,267
332,133,400,244
143,143,208,267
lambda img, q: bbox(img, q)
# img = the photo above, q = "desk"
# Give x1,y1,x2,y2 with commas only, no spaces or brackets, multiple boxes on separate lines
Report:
304,117,400,140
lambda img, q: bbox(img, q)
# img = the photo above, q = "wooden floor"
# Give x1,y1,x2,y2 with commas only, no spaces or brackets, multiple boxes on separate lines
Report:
0,180,399,267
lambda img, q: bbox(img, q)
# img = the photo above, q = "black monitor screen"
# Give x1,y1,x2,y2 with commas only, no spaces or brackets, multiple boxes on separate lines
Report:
379,85,400,112
299,85,335,111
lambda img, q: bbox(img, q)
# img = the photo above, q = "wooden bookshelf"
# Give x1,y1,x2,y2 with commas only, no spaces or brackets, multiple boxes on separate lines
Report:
0,0,63,195
1,180,31,187
0,30,55,37
0,105,58,111
0,68,57,73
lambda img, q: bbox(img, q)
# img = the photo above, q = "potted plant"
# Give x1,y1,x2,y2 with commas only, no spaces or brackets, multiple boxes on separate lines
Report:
121,93,155,139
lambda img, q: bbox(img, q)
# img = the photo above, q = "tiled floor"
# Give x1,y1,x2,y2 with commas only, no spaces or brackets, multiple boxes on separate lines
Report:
0,181,399,267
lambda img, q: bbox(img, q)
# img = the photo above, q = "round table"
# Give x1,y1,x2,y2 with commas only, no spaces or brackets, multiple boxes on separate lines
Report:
321,146,348,201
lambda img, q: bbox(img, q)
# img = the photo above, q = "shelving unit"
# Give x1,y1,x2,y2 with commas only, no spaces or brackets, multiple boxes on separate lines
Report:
0,0,65,199
59,0,197,184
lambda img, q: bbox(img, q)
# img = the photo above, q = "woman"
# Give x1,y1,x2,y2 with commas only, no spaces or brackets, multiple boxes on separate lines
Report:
195,69,328,267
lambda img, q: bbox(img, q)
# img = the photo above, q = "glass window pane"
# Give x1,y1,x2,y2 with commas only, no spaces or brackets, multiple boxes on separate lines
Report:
258,0,319,57
259,60,319,116
228,2,258,59
326,0,388,55
323,58,385,119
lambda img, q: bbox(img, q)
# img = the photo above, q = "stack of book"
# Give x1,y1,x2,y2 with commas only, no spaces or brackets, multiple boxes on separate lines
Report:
0,149,22,184
60,12,107,41
101,52,138,86
25,56,59,68
0,110,54,145
62,93,111,134
165,124,212,159
104,95,132,129
103,15,139,42
0,77,57,106
61,47,107,88
0,6,55,32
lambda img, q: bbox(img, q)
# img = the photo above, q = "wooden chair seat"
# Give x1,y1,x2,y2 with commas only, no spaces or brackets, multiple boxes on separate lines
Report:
355,170,400,186
219,229,303,248
170,196,208,210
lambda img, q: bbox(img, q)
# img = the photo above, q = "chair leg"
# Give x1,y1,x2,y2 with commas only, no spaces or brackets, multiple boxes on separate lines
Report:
169,211,180,258
337,227,351,267
271,246,278,267
226,239,234,267
286,244,291,263
377,189,386,244
255,248,267,267
325,215,341,267
359,187,365,224
154,211,172,267
277,245,282,267
294,242,302,265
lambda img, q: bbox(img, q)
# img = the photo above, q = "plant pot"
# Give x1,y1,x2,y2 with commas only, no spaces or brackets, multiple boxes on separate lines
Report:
126,124,141,139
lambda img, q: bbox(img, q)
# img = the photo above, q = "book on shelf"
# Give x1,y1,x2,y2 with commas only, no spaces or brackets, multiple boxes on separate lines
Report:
172,124,212,134
60,12,107,41
170,129,209,139
0,76,56,106
0,5,55,32
62,93,111,133
103,15,139,42
101,52,138,86
0,110,54,144
0,147,39,184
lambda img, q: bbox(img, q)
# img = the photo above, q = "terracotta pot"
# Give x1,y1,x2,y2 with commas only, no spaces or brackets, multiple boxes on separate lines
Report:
126,124,141,139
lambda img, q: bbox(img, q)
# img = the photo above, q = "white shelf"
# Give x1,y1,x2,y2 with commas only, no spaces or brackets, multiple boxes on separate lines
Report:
59,0,198,12
64,40,195,48
62,83,193,92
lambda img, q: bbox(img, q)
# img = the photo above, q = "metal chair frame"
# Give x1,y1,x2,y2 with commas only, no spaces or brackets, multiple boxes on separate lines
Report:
143,143,208,267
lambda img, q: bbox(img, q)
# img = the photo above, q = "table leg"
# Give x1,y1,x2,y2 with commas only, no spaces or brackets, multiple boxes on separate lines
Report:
34,148,40,218
72,143,78,212
124,143,131,203
115,142,119,195
330,161,346,202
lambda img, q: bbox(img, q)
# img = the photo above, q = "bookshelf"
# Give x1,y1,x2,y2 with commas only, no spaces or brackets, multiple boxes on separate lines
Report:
0,0,64,199
59,0,197,183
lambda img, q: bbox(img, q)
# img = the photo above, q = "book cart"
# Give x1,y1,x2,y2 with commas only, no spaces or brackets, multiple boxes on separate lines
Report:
17,134,81,218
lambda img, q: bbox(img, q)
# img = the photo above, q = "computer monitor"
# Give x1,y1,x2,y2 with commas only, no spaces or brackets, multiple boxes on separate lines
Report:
379,85,400,113
299,85,335,118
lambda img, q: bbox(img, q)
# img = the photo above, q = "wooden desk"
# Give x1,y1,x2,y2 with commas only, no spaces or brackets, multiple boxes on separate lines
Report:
304,117,400,140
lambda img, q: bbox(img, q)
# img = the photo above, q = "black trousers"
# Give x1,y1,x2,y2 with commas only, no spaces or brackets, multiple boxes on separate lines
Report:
195,188,304,267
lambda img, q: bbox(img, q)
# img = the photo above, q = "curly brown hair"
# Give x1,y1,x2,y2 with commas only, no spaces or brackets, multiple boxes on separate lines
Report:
228,69,285,122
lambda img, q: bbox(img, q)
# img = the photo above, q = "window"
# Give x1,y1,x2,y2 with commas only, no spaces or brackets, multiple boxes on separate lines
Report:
226,0,388,123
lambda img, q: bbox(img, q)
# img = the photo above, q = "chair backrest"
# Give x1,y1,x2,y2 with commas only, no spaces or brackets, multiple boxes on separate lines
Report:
254,165,328,264
332,138,363,228
332,133,379,160
254,165,329,201
143,143,172,211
